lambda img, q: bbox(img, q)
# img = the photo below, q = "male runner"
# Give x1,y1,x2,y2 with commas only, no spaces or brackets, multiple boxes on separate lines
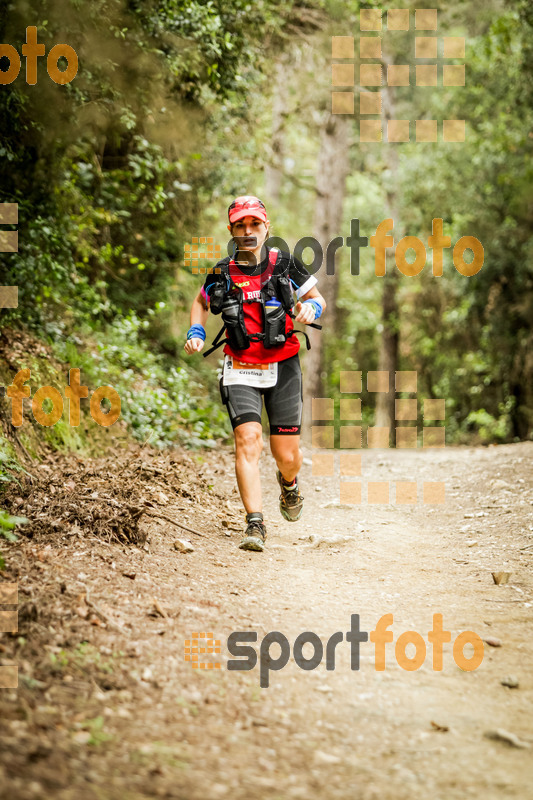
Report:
184,195,326,552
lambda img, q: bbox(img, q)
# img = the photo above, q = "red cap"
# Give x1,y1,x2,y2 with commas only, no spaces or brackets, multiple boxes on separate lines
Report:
228,195,268,224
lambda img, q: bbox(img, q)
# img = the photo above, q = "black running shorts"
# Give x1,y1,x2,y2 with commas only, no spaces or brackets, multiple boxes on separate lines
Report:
220,354,303,435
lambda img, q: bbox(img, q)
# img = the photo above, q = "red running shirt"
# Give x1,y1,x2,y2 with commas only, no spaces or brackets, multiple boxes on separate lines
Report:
202,249,318,365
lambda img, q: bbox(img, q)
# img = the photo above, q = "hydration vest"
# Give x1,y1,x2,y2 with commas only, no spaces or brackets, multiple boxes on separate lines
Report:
203,249,321,358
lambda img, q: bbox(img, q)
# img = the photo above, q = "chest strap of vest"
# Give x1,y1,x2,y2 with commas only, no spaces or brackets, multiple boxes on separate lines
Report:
202,249,322,357
286,322,322,352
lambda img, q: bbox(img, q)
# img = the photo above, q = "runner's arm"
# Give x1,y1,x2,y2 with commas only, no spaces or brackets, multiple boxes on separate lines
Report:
294,286,326,324
184,291,209,354
287,253,325,324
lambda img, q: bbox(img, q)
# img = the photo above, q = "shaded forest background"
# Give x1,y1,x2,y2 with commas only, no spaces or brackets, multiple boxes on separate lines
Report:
1,0,532,464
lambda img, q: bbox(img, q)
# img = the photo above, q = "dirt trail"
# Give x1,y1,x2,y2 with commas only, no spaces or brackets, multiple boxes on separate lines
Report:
1,441,532,800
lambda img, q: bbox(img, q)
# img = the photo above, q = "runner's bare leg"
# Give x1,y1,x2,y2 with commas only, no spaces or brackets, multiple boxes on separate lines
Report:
269,435,303,484
234,421,263,513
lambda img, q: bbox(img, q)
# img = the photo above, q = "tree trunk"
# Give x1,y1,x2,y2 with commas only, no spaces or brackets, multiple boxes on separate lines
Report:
374,76,400,434
302,113,350,438
264,60,288,204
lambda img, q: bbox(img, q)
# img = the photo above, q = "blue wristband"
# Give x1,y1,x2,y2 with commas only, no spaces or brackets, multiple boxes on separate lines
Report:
187,324,206,341
303,299,323,320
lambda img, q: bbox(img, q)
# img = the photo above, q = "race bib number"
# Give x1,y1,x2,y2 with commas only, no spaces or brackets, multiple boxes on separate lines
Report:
223,355,278,388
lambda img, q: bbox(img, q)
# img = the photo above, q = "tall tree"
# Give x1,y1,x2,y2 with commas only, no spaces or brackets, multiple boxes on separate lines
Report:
374,68,400,432
302,112,350,433
264,59,289,204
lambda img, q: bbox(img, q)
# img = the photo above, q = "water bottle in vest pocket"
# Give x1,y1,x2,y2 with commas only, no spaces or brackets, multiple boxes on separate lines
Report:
276,274,294,312
222,293,250,350
263,298,287,348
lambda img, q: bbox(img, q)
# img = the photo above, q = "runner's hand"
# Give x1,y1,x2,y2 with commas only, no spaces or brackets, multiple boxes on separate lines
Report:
184,337,205,354
294,301,316,324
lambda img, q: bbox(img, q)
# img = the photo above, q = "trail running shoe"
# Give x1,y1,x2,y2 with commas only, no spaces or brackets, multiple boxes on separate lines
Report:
238,515,267,552
277,470,304,522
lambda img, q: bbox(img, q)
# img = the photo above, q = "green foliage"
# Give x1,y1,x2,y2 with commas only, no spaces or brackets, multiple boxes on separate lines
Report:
0,441,28,487
396,0,533,441
0,440,27,569
132,0,284,99
0,509,27,542
52,311,231,448
1,0,532,448
465,408,511,444
315,0,533,442
0,503,28,571
79,715,114,747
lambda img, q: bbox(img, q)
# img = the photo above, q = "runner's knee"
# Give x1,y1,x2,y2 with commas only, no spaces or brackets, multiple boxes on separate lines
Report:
275,445,301,471
235,426,263,461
